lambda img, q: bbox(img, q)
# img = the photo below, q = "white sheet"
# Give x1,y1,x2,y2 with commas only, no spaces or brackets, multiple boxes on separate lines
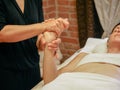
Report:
41,72,120,90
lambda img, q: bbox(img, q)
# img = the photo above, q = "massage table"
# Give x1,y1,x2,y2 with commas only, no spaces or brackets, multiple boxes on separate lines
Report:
32,37,120,90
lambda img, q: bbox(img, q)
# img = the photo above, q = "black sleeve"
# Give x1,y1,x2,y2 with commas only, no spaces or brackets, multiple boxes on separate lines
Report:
0,0,7,30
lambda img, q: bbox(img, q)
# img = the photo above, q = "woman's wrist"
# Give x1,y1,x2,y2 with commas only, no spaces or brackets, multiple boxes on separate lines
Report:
33,23,46,35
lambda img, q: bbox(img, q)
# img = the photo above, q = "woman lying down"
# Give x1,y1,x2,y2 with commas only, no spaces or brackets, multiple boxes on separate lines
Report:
41,23,120,90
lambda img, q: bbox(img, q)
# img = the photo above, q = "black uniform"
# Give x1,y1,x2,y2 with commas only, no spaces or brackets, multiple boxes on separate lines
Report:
0,0,44,90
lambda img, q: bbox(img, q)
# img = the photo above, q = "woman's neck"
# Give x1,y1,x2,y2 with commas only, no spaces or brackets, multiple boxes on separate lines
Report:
108,47,120,53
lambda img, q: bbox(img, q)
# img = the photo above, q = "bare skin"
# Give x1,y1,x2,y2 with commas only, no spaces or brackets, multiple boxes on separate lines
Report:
36,18,69,51
107,24,120,53
0,19,66,43
43,24,120,84
16,0,24,13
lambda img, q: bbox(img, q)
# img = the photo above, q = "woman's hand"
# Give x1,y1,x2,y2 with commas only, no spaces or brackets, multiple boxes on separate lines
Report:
40,18,69,84
47,38,61,59
36,32,61,58
36,31,61,50
42,18,69,37
37,17,69,50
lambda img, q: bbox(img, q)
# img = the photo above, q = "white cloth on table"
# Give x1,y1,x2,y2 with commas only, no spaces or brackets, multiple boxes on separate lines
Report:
76,53,120,67
41,72,120,90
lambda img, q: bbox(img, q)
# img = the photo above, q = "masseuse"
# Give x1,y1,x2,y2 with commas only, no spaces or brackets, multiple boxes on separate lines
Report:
0,0,69,90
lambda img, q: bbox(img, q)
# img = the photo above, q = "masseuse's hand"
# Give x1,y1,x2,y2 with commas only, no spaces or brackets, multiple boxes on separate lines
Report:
36,32,61,59
43,18,69,37
41,18,61,36
36,32,61,51
37,18,69,51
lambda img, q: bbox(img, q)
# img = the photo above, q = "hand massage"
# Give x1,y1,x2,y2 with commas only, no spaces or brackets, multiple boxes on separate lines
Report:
1,0,120,90
32,22,120,90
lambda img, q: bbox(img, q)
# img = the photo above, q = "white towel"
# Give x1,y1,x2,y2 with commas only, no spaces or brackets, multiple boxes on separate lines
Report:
77,53,120,67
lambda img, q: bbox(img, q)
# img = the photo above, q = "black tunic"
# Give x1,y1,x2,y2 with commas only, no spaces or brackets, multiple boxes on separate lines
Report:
0,0,44,90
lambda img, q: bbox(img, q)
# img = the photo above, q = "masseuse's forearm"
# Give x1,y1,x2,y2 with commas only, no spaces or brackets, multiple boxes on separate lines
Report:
0,23,44,43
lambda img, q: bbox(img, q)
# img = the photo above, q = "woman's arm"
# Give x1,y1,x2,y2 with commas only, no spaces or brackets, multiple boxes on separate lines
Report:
42,18,71,84
43,32,58,84
0,19,62,43
43,31,88,84
43,41,88,84
0,24,43,42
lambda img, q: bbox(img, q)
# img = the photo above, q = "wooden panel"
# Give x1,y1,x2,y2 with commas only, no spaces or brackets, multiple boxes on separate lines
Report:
76,0,103,47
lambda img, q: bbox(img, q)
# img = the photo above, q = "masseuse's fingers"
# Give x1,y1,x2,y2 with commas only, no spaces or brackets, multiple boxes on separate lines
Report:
62,18,69,29
43,18,69,37
36,34,42,50
36,34,46,51
44,18,55,23
57,18,69,30
37,30,60,51
43,19,62,37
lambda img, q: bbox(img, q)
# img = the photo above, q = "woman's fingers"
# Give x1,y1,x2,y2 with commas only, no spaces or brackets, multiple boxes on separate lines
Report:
43,18,69,37
57,18,69,30
36,34,46,51
36,34,42,50
47,38,61,49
